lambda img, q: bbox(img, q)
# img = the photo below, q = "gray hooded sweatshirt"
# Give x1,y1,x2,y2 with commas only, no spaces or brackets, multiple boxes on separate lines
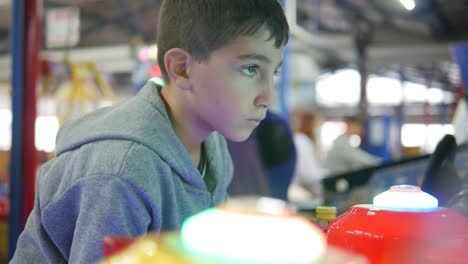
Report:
11,82,233,264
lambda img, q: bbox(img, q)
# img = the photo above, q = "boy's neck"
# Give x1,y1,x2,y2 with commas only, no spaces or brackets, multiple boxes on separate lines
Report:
160,84,206,166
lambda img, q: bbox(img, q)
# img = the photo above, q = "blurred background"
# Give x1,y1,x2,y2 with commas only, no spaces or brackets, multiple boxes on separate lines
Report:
1,0,468,262
1,0,466,155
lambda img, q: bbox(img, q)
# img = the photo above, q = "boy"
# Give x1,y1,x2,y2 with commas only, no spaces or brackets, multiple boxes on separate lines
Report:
11,0,289,263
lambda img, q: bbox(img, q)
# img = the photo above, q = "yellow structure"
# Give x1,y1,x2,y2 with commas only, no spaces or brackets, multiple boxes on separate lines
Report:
42,59,117,124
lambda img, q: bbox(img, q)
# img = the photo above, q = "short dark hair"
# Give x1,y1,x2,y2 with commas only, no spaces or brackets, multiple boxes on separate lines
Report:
157,0,289,83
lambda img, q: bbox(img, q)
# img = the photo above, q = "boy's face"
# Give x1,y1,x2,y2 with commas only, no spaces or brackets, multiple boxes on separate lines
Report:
188,28,284,142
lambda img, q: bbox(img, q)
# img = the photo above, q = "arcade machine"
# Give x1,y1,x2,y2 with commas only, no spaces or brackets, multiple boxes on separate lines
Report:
321,138,468,213
101,185,468,264
100,197,366,264
327,185,468,264
327,135,468,263
99,132,468,264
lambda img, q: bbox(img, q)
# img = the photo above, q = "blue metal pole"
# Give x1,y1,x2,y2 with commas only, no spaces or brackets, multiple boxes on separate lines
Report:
279,43,290,119
9,0,25,260
314,0,321,33
396,66,405,158
451,43,468,93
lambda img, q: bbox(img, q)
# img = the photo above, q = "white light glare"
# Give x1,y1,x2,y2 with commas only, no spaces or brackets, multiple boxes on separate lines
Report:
400,0,416,11
35,116,59,152
181,208,326,263
373,185,438,211
0,109,12,150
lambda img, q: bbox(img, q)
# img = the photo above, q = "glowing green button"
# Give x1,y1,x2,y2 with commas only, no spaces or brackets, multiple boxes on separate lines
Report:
180,208,326,263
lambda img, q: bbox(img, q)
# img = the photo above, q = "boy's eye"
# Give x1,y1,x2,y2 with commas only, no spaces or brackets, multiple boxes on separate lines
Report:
241,65,259,77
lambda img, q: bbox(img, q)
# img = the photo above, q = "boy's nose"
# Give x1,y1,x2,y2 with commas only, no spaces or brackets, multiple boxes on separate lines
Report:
255,79,274,108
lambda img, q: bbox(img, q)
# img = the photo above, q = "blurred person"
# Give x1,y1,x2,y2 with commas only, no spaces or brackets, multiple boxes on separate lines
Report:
323,116,381,175
256,110,296,200
288,110,328,204
228,110,297,201
11,1,289,263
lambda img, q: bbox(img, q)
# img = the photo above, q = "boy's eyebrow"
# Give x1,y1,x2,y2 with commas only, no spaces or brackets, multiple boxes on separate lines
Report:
236,54,283,69
236,54,272,64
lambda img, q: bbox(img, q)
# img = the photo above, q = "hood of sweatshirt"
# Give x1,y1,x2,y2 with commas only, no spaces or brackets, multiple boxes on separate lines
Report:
55,82,232,190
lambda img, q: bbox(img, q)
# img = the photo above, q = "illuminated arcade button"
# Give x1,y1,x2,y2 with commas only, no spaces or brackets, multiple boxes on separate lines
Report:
372,185,438,211
180,197,326,264
327,185,468,263
101,197,367,264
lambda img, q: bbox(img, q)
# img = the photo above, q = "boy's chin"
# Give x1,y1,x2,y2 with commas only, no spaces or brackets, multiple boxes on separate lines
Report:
223,129,255,142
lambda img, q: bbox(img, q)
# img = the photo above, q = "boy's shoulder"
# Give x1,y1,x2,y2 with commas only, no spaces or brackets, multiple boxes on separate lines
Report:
55,83,174,156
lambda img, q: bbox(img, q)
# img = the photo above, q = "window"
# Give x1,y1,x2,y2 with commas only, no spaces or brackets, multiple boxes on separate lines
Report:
401,123,454,153
403,82,427,103
367,76,402,105
316,69,360,106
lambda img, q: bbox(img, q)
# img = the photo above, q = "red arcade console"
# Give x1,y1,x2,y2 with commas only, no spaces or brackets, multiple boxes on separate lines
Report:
327,185,468,264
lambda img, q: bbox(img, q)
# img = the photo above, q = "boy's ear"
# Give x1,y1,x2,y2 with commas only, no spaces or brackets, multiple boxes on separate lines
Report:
164,48,192,90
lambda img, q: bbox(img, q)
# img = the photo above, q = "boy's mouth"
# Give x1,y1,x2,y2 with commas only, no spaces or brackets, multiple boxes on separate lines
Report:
248,118,264,124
